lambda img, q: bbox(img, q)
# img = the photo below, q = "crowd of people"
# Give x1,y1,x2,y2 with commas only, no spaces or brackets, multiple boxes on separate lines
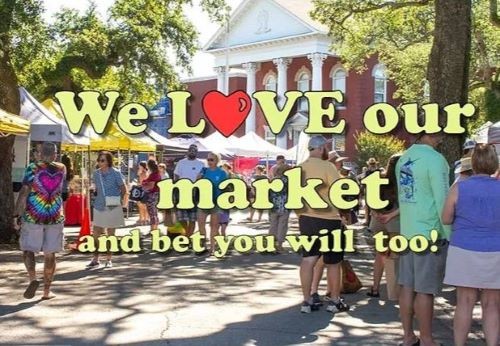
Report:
11,133,500,345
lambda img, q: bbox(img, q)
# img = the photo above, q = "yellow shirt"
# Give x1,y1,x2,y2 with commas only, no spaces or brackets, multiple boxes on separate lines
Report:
296,157,341,220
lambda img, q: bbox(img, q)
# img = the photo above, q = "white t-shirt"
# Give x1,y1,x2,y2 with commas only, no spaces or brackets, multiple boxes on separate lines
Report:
174,158,205,182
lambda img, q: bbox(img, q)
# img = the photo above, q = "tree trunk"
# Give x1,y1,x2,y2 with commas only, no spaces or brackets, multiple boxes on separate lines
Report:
0,0,21,242
427,0,472,165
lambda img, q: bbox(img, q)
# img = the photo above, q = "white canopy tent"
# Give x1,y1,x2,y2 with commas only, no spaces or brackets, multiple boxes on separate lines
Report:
228,131,288,157
145,129,188,152
19,87,89,146
197,132,237,157
475,121,500,144
474,121,500,162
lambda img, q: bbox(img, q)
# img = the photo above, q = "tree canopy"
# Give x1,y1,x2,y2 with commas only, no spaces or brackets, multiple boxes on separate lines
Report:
11,0,229,104
311,0,500,129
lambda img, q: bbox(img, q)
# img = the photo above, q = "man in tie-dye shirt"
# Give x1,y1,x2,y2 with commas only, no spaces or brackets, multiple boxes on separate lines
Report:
14,142,66,300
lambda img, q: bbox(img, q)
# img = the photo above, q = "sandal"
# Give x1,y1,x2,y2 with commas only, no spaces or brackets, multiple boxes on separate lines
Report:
366,287,380,298
23,280,40,299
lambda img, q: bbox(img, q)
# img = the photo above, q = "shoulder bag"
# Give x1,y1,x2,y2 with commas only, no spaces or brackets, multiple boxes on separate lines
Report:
99,170,122,207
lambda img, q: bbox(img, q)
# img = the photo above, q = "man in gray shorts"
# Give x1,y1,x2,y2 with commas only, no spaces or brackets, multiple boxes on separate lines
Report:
396,133,450,346
14,142,66,300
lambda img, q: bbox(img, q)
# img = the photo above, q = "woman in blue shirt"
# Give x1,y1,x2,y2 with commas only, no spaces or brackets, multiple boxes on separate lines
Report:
442,144,500,346
197,152,227,255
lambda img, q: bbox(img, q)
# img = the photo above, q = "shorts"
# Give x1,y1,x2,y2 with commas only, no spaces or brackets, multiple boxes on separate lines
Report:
398,240,448,295
369,214,400,234
19,222,65,253
198,208,221,216
298,215,344,265
176,208,197,222
218,210,230,225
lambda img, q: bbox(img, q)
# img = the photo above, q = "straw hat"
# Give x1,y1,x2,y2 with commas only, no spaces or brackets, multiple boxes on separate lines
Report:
454,156,472,174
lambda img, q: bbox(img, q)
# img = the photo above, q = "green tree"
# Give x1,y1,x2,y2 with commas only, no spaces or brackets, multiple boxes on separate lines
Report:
311,0,499,163
0,0,227,241
354,131,406,169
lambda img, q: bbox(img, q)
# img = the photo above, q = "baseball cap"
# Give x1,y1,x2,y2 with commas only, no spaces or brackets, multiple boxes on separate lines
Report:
463,139,476,150
308,136,330,150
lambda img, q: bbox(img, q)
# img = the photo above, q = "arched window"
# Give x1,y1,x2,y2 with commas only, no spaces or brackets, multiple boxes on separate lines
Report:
372,64,387,103
332,68,347,106
297,72,310,111
264,74,277,91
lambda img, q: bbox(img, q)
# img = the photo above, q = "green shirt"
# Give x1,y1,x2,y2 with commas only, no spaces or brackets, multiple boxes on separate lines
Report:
396,144,451,240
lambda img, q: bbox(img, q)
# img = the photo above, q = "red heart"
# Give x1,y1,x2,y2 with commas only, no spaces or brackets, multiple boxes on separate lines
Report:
202,90,251,137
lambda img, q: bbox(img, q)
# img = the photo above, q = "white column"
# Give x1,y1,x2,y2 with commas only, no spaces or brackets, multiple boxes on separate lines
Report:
273,57,291,149
214,66,226,93
308,53,327,91
242,62,259,134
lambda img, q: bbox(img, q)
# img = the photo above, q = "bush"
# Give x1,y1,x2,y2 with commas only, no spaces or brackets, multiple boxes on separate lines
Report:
354,131,406,170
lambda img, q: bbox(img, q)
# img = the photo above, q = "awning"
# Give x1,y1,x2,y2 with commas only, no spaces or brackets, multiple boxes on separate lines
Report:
42,98,90,150
0,108,30,136
89,122,158,152
228,131,288,157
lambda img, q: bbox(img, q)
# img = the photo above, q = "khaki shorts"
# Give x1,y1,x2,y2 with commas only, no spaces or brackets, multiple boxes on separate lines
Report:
398,240,448,295
19,222,65,253
370,214,400,234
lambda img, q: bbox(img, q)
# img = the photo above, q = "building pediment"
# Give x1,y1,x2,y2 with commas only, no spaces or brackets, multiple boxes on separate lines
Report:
204,0,327,51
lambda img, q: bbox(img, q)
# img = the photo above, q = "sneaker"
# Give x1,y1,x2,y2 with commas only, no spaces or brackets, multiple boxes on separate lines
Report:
326,297,350,313
86,260,100,269
311,292,323,307
300,301,312,314
104,260,113,268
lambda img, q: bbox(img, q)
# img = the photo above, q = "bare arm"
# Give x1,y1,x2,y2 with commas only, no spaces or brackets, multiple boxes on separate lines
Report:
442,183,458,225
120,183,128,207
14,185,30,217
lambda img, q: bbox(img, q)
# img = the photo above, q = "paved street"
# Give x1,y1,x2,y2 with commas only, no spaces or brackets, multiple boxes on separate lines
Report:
0,212,485,345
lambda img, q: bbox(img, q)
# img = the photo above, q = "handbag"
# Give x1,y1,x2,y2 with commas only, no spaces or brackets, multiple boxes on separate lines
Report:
341,260,362,294
99,171,122,207
129,185,147,202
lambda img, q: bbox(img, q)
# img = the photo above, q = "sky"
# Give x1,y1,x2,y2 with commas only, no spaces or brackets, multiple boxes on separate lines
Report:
42,0,243,79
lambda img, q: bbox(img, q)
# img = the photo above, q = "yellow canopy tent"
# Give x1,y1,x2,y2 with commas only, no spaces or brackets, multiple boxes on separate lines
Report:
88,122,158,152
42,99,157,152
0,108,30,136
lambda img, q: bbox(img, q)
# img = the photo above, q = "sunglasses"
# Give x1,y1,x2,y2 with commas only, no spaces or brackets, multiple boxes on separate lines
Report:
98,159,106,163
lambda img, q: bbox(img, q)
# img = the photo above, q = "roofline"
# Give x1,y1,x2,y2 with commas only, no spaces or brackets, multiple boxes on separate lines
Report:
181,72,247,83
202,0,253,51
270,0,327,34
205,32,329,54
202,0,325,52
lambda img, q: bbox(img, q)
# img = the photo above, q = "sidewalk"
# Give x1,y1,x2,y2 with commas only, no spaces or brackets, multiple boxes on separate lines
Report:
0,212,485,345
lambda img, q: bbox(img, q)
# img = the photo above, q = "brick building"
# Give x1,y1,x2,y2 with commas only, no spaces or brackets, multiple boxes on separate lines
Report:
182,0,403,160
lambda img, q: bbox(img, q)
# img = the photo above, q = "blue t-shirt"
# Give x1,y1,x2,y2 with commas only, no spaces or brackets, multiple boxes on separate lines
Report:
201,167,228,202
93,168,125,211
